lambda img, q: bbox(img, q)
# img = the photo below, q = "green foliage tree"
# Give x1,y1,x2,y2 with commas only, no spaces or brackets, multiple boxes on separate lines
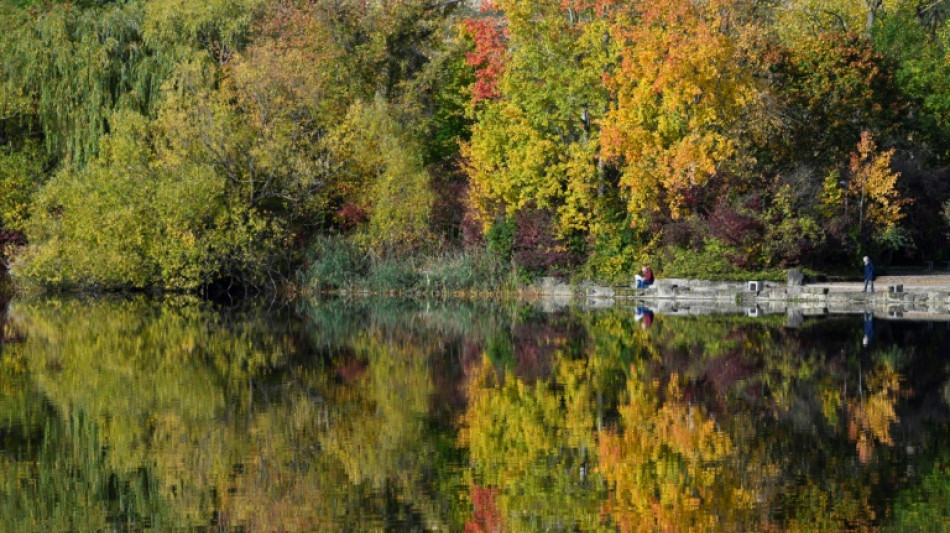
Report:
3,0,477,290
462,0,612,240
0,2,172,166
875,5,950,159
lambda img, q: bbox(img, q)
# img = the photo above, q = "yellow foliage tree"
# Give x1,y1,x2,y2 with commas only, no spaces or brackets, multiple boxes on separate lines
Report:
326,99,435,256
848,130,908,235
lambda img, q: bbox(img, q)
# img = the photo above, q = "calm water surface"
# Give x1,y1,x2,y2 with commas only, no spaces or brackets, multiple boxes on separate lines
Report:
1,296,949,532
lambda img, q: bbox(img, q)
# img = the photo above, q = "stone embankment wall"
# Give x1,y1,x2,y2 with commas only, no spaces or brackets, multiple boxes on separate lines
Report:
538,272,950,320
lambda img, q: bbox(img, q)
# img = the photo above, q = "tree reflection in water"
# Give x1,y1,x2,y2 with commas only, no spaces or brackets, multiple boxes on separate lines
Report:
0,297,948,531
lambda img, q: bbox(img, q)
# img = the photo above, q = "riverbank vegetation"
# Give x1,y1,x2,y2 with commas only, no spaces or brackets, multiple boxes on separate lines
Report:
3,0,950,292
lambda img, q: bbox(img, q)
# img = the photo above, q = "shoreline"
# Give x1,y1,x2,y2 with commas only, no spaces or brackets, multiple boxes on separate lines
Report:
8,270,950,320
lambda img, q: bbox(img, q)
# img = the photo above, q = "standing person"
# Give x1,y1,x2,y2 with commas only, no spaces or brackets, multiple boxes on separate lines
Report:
862,256,875,293
635,266,655,289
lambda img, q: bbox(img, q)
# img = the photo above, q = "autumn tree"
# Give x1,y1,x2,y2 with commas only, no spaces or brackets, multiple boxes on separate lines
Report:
12,0,471,289
462,0,614,266
600,0,757,223
815,129,913,254
850,131,907,231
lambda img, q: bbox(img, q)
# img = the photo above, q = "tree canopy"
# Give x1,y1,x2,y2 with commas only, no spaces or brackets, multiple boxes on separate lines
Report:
3,0,950,288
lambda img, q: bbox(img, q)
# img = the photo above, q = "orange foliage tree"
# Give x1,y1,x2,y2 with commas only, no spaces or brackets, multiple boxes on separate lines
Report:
600,0,757,223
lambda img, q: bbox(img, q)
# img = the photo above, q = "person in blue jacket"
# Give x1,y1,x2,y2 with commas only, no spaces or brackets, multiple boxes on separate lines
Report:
862,256,875,293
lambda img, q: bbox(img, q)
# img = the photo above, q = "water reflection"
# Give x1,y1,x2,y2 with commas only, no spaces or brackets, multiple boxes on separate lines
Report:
0,297,949,531
634,306,654,329
864,310,874,347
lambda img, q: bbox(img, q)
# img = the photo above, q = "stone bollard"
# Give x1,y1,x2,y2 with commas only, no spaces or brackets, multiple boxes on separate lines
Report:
786,269,805,287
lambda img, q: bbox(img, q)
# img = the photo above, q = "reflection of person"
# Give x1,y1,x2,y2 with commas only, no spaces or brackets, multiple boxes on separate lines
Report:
862,256,875,293
634,306,654,329
635,266,655,289
862,311,874,346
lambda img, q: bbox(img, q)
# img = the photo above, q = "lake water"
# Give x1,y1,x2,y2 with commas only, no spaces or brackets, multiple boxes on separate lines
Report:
1,296,949,532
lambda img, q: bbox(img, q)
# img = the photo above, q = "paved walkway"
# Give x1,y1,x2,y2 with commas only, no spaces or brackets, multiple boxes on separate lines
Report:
810,271,950,292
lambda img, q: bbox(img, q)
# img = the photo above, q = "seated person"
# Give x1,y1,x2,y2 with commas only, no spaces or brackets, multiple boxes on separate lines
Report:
634,266,655,289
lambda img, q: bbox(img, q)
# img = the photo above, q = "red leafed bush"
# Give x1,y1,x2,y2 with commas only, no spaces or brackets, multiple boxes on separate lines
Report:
706,201,762,248
0,229,26,247
705,201,764,269
511,206,580,274
335,203,369,232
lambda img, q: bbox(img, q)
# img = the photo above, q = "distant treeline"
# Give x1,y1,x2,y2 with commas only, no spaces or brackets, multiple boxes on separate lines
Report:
3,0,950,291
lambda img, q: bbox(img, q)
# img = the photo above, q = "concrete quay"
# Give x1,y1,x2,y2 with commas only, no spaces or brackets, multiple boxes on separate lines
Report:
538,273,950,319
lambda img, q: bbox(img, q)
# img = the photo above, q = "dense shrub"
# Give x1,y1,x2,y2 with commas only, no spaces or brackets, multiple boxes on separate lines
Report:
17,112,283,291
0,142,46,234
485,217,515,263
705,200,764,270
582,205,640,283
658,239,740,280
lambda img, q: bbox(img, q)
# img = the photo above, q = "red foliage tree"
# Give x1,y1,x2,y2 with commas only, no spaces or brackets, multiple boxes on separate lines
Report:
463,12,508,104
